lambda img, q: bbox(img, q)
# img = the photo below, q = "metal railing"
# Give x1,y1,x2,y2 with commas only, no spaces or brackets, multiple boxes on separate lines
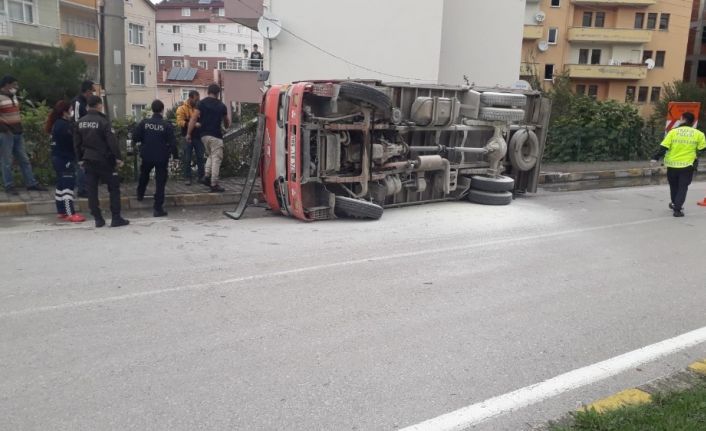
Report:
0,14,13,37
221,58,263,71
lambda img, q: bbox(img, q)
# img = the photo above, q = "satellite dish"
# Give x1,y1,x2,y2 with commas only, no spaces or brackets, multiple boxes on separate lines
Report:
538,41,549,52
535,11,546,23
645,58,655,70
512,80,533,91
257,13,282,39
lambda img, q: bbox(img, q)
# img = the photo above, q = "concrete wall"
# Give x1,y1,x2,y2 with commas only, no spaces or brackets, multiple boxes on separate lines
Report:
438,0,525,86
266,0,444,84
221,70,262,106
125,0,157,117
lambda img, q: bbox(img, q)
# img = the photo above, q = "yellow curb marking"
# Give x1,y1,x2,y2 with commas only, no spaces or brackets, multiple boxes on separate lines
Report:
687,359,706,376
582,388,652,413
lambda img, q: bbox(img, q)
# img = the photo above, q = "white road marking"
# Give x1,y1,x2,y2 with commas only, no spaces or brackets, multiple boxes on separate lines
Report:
0,215,683,319
400,325,706,431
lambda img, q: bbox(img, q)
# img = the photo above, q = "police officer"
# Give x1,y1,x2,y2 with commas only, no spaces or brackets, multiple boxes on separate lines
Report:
651,112,706,217
74,95,129,228
134,99,177,217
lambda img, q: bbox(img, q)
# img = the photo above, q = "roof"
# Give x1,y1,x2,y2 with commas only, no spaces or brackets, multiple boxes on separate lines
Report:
155,0,224,8
158,67,216,88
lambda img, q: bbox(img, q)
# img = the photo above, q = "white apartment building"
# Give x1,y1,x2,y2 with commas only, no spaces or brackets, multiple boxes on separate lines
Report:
125,0,158,118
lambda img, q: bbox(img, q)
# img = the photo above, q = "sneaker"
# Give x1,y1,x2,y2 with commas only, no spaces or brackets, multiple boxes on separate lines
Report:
673,209,685,217
57,213,68,220
110,217,130,227
5,187,18,196
669,202,674,210
27,184,47,192
153,209,168,217
210,184,225,193
95,217,106,228
66,214,86,223
185,179,192,186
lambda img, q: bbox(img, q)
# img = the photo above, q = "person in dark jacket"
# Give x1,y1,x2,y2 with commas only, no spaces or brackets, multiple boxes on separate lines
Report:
73,95,129,228
70,79,94,197
134,99,177,217
45,100,85,222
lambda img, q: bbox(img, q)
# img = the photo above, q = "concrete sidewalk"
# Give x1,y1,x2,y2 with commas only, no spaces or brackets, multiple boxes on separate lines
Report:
0,177,258,217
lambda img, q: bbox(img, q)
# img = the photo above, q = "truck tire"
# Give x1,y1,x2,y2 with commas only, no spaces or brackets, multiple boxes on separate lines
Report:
468,189,513,206
334,196,384,220
480,92,527,108
470,175,515,193
478,107,526,123
339,81,392,117
509,129,540,172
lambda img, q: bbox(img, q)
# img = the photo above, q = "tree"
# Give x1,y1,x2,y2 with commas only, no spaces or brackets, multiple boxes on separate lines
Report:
0,42,87,106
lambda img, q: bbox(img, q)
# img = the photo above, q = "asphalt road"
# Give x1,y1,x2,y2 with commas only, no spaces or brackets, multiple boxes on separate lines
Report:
2,182,706,431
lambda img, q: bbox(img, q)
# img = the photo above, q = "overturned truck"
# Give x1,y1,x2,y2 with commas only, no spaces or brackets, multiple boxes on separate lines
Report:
229,80,551,222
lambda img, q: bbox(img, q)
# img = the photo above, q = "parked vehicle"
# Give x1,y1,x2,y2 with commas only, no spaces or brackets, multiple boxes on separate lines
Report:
228,80,551,221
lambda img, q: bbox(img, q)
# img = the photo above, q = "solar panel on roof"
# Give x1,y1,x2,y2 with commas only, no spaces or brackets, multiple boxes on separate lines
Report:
184,68,198,80
198,0,212,4
167,68,182,80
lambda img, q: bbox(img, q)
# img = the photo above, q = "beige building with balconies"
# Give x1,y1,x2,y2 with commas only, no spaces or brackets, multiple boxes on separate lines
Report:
125,0,158,117
521,0,691,115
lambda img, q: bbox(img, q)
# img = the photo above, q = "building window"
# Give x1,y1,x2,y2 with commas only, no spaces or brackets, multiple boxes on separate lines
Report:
698,60,706,78
62,16,98,39
595,12,605,28
217,61,227,70
132,104,147,118
218,8,225,16
548,27,558,44
128,23,144,46
544,64,554,80
172,60,183,68
591,49,602,65
198,60,208,69
237,43,246,53
635,13,644,29
173,43,181,52
642,50,653,63
576,84,586,95
219,25,226,33
198,25,206,33
130,65,145,86
702,27,706,44
659,13,670,30
587,85,598,98
646,13,657,30
655,51,665,67
625,86,636,103
181,7,191,17
199,43,207,52
651,87,661,103
218,43,226,52
638,86,649,103
173,25,180,34
582,12,592,27
181,89,192,101
550,0,560,7
8,0,34,24
578,49,589,64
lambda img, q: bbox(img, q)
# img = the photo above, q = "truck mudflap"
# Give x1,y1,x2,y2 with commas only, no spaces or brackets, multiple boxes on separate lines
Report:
224,114,265,220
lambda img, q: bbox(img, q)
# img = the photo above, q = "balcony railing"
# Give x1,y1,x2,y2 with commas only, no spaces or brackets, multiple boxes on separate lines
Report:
571,0,656,6
221,58,263,71
0,15,13,37
523,25,543,40
566,63,647,80
568,27,652,44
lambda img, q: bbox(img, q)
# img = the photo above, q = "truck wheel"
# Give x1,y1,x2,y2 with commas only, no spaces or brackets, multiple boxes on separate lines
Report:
468,189,513,206
470,175,515,193
480,92,527,108
339,81,392,117
478,107,526,123
509,129,540,172
334,196,384,220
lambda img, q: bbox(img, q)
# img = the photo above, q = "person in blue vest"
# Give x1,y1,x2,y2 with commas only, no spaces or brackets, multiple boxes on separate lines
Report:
134,99,177,217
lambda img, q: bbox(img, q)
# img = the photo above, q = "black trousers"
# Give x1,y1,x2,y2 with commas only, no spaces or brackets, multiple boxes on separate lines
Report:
85,160,121,219
137,160,168,210
667,166,694,211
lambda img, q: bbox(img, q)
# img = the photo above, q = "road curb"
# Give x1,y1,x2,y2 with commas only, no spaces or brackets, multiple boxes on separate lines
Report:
0,191,244,217
539,167,669,184
535,357,706,430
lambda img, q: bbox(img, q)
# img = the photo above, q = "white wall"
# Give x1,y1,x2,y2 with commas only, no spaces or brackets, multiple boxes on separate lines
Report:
266,0,444,84
156,22,263,58
438,0,525,87
125,0,157,116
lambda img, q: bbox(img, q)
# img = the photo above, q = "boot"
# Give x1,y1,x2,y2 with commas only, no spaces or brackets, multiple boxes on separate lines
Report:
110,216,130,227
95,216,106,228
153,208,168,217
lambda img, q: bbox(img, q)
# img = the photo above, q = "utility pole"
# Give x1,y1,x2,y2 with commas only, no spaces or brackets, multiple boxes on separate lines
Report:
100,0,126,120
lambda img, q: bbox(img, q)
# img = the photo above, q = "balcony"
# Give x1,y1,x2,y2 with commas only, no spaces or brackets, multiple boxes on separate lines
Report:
566,64,647,80
568,27,652,43
60,0,98,10
571,0,656,6
0,15,13,38
61,34,98,55
520,62,538,76
220,58,263,71
523,25,543,40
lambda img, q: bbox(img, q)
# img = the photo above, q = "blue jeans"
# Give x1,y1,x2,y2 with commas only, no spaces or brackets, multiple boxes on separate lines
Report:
183,138,205,179
0,132,37,189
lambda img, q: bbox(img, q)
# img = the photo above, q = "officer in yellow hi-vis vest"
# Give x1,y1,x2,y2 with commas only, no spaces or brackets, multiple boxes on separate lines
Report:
651,112,706,217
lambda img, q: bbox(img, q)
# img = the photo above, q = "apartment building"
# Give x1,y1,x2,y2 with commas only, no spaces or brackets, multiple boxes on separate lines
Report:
685,0,706,84
125,0,158,117
521,0,691,115
0,0,61,58
60,0,100,82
